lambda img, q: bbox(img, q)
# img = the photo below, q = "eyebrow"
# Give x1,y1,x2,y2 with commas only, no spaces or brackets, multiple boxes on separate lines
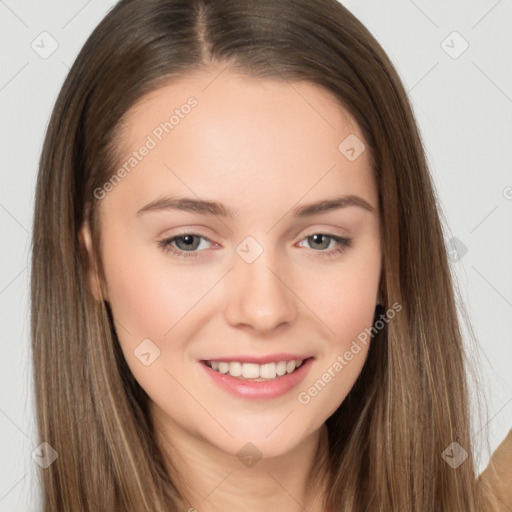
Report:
136,194,376,218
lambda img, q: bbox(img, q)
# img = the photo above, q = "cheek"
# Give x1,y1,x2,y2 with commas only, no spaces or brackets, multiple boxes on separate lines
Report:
100,236,210,339
322,270,378,344
304,253,381,346
296,248,380,411
99,241,199,401
103,258,170,336
298,279,376,419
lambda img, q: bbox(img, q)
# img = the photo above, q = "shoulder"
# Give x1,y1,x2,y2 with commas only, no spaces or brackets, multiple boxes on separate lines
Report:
478,429,512,511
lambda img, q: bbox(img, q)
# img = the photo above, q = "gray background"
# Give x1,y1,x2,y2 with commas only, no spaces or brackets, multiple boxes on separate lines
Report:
1,0,511,510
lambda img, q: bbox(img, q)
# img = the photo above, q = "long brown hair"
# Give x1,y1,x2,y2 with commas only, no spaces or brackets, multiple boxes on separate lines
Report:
31,0,487,510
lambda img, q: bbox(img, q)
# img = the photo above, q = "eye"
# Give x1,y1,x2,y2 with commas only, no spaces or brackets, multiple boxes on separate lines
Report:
158,232,352,260
297,233,352,258
158,233,215,259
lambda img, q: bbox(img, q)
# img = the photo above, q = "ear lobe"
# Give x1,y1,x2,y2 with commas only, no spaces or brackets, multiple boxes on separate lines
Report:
79,222,105,302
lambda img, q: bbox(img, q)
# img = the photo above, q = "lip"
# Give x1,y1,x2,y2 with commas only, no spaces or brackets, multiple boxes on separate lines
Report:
200,353,312,365
198,357,315,400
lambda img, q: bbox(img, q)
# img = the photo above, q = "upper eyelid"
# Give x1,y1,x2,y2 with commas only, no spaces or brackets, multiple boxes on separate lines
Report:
165,224,350,240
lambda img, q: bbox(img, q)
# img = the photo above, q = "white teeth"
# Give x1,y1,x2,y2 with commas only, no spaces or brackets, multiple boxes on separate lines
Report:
276,361,287,376
241,363,260,379
206,359,306,380
260,362,276,379
229,361,242,377
218,362,229,374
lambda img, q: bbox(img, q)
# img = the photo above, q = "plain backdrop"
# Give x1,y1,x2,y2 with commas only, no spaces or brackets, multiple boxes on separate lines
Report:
1,1,511,510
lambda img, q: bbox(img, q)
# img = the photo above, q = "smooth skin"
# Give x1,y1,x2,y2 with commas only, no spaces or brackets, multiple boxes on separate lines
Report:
81,67,382,512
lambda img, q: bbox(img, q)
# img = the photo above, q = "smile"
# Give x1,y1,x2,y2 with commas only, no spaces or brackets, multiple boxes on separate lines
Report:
204,359,305,381
199,357,315,400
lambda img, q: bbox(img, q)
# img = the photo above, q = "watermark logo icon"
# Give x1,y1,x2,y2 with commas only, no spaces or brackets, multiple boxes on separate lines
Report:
446,237,468,263
441,31,469,59
31,442,58,469
134,338,161,366
31,31,59,59
338,134,366,161
442,441,468,468
236,236,264,264
236,442,262,468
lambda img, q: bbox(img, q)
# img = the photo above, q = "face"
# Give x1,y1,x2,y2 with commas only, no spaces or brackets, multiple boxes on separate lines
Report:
81,68,381,460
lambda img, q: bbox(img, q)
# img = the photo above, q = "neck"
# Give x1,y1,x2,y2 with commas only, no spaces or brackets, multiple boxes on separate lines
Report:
152,407,331,512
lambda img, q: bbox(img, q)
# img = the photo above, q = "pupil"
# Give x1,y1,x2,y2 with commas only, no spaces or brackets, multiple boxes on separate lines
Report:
311,234,328,249
178,235,198,250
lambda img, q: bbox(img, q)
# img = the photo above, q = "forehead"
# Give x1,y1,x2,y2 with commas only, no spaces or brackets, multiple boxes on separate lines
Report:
125,67,357,124
118,68,365,158
106,69,377,215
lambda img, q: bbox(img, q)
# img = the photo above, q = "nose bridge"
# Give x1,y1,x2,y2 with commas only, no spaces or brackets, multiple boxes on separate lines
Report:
224,235,297,331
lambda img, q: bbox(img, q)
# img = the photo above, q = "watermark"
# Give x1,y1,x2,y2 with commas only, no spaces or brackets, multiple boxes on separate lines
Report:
503,186,512,200
338,133,366,161
441,441,468,468
440,31,469,60
31,31,59,59
31,441,58,469
134,338,161,366
446,236,468,263
93,96,198,200
236,442,263,468
236,236,264,264
297,301,402,405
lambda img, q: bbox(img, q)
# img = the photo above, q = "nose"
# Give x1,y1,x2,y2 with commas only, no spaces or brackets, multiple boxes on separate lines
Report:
224,248,298,334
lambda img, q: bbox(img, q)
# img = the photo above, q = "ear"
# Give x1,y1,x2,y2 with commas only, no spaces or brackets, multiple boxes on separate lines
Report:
79,221,105,302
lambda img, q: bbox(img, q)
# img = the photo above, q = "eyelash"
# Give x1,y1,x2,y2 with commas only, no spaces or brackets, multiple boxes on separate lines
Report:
157,232,352,260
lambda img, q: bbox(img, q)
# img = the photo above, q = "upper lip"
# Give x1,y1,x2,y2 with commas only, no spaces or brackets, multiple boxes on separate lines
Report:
201,354,314,365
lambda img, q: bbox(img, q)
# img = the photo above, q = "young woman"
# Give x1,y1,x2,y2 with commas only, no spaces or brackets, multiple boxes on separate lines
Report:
31,0,493,510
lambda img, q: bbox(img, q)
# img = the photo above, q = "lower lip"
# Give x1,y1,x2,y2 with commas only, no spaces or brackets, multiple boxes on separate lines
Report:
198,358,315,400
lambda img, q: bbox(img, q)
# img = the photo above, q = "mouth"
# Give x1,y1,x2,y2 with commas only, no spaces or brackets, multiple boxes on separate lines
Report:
199,356,316,400
201,357,314,382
